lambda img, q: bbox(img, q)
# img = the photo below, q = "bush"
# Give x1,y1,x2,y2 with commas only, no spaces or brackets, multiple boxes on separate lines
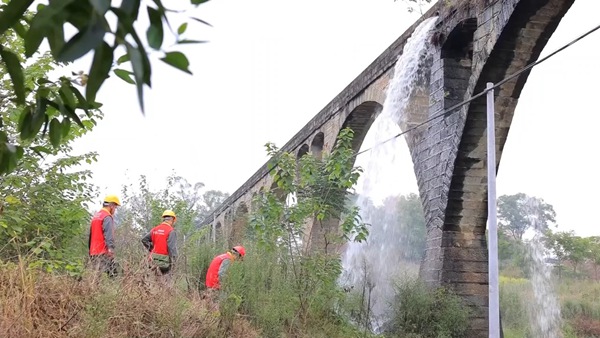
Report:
386,277,470,338
220,244,364,338
499,276,531,334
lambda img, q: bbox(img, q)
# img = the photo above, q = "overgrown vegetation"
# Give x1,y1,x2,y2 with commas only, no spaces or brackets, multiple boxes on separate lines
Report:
387,277,470,338
2,5,599,337
497,194,600,338
0,0,211,172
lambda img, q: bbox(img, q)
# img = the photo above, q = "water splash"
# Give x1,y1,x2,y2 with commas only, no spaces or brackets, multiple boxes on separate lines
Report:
524,197,563,337
340,16,438,331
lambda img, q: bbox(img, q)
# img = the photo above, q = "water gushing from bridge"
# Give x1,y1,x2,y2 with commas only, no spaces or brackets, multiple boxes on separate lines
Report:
340,17,438,331
524,198,563,337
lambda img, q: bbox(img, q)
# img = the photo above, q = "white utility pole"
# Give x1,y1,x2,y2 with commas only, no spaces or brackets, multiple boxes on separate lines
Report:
486,82,500,338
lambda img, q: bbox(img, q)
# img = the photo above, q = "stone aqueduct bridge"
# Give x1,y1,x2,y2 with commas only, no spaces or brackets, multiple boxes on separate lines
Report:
203,0,575,335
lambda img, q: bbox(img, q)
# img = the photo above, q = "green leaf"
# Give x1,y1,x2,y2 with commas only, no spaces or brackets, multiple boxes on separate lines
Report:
37,78,53,85
127,29,151,86
13,21,27,38
46,22,65,53
0,0,34,36
177,22,187,35
0,47,26,105
126,43,146,112
190,16,212,27
191,0,210,5
60,83,77,108
146,6,164,50
56,20,106,62
86,41,114,103
120,0,141,19
160,52,192,75
25,0,78,57
114,69,136,84
21,102,47,140
61,118,72,138
31,146,51,155
177,39,208,44
47,99,84,128
70,86,90,111
49,118,62,147
117,54,130,64
90,0,110,14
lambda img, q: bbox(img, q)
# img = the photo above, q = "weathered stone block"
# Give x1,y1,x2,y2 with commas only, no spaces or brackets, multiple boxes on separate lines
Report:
443,271,488,284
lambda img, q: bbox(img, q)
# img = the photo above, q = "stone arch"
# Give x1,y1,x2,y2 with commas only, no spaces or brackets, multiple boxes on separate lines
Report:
214,221,222,242
297,144,309,159
440,18,477,113
310,132,325,160
269,179,286,201
305,101,382,254
295,144,310,181
229,202,249,246
339,101,382,154
446,1,574,235
433,2,575,335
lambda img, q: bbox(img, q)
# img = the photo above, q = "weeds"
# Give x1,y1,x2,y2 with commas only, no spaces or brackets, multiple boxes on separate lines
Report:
386,276,470,338
0,256,258,338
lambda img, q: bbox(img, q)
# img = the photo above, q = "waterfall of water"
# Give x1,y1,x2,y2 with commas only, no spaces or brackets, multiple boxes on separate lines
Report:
524,198,563,337
340,16,438,331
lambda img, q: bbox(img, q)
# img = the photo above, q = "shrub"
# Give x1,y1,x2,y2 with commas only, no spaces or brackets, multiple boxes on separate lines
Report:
220,244,364,338
386,276,470,338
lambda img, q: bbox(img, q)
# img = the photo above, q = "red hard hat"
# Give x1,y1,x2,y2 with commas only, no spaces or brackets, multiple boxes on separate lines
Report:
232,245,246,257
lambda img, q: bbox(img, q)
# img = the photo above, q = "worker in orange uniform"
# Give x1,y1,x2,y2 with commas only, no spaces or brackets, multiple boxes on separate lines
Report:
205,245,246,289
88,195,120,276
142,210,179,275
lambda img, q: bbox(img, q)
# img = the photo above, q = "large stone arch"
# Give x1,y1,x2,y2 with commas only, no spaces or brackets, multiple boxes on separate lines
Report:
416,1,576,336
310,132,325,160
340,101,382,154
305,101,382,254
229,202,249,246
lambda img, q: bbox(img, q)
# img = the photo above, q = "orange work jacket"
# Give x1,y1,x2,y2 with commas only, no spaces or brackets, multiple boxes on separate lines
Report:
150,222,174,255
89,209,112,256
205,252,233,289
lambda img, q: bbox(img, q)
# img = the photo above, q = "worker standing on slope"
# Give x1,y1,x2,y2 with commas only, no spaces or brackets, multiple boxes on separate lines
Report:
142,210,179,277
205,245,246,290
88,195,120,276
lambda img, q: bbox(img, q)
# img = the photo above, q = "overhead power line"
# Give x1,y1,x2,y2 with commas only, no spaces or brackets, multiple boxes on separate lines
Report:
356,22,600,156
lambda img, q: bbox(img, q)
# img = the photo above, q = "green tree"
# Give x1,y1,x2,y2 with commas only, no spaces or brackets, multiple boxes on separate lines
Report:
589,237,600,280
546,230,591,275
0,26,100,272
118,173,228,239
395,193,425,261
201,189,230,218
497,193,556,241
248,128,369,318
0,0,208,172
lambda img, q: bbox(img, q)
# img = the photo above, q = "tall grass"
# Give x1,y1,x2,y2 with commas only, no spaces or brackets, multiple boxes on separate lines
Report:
220,244,367,338
499,275,600,338
385,276,471,338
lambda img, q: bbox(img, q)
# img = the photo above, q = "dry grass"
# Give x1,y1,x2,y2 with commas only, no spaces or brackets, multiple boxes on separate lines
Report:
0,258,260,338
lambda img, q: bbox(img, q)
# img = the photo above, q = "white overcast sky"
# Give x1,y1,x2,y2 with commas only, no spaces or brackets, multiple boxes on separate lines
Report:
61,0,599,237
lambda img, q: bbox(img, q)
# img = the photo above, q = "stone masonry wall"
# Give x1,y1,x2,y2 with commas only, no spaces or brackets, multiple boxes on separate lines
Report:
204,1,576,336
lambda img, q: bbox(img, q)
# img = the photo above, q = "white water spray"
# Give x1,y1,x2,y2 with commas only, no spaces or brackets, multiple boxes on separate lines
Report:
340,17,438,331
524,198,563,337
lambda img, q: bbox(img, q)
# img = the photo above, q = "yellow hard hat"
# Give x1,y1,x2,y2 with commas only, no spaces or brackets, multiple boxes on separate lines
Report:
104,195,121,206
162,210,176,218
